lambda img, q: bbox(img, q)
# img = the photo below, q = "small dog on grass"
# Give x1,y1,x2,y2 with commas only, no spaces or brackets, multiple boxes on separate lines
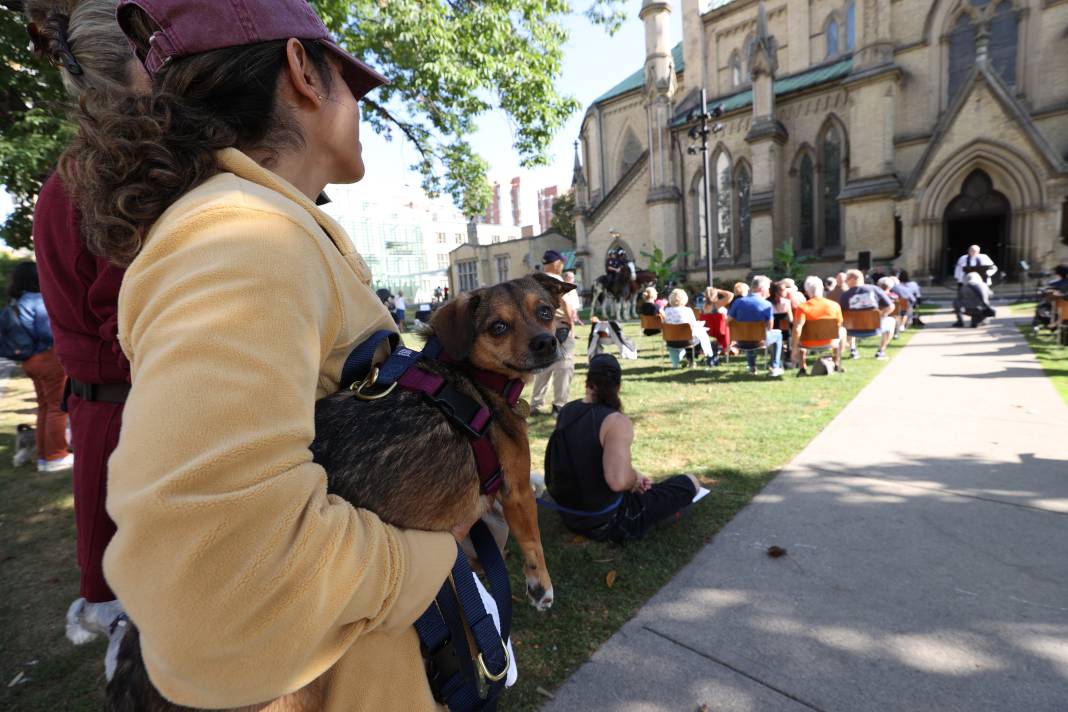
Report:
12,424,36,467
107,272,574,711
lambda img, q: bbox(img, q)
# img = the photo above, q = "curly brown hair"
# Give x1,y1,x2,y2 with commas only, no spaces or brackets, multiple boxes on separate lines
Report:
61,5,334,266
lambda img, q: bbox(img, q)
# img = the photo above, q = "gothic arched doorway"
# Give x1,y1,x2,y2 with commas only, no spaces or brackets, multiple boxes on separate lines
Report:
942,169,1010,277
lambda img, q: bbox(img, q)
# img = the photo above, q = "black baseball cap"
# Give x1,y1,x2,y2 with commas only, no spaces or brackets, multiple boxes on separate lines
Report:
542,250,564,265
588,354,622,385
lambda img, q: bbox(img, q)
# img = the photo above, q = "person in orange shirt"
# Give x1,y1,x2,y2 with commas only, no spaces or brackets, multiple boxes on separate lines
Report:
792,275,846,376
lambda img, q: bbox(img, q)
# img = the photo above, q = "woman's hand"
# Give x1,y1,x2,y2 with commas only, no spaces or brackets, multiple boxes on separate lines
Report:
632,475,652,494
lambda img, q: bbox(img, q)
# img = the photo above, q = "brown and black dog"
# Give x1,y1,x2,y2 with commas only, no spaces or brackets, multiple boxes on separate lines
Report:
107,272,574,711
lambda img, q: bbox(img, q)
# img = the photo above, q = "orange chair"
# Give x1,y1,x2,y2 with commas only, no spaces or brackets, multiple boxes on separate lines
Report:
730,320,768,370
1058,298,1068,346
796,318,842,371
842,309,882,338
661,322,698,367
640,312,663,334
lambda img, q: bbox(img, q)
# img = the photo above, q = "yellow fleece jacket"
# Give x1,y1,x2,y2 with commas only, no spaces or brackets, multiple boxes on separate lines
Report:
105,149,455,710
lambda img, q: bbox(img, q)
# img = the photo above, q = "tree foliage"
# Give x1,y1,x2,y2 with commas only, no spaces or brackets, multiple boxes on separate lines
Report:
0,1,73,249
640,246,687,286
0,0,625,247
550,190,575,239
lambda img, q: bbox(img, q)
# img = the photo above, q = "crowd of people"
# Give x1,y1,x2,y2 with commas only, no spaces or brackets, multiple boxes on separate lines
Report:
638,267,924,377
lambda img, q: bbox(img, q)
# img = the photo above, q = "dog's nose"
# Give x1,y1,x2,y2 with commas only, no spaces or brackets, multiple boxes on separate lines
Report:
529,332,557,357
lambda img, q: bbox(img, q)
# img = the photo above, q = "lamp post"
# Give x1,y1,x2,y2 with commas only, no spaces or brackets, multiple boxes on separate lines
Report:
687,89,724,288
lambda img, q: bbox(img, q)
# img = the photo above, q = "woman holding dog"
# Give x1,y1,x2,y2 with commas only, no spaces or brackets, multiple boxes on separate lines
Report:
64,0,456,708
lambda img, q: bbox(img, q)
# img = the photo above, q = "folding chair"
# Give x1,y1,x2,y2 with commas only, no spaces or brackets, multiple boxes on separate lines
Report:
640,312,663,336
1058,298,1068,347
730,320,768,371
661,322,698,368
796,318,842,372
893,297,909,334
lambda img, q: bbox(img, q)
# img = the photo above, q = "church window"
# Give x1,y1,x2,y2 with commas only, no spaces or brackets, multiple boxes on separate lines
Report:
989,2,1018,88
695,174,709,261
715,152,733,259
845,3,856,51
826,18,840,58
736,163,751,261
822,126,843,249
730,52,742,88
620,128,643,178
947,13,976,100
799,155,815,251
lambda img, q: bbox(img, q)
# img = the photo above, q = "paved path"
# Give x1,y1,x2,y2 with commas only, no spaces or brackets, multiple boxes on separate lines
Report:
545,312,1068,712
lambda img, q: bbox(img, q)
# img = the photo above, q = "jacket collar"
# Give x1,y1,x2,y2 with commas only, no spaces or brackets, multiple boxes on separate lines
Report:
215,149,354,256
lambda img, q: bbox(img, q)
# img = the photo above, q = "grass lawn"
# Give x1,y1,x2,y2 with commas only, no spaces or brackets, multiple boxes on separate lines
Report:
1,323,912,710
1007,302,1068,406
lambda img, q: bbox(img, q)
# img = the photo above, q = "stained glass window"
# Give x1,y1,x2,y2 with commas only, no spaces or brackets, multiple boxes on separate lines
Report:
826,18,839,58
799,155,815,251
948,13,976,100
736,164,751,261
846,3,856,51
822,128,842,249
716,153,733,258
989,2,1018,88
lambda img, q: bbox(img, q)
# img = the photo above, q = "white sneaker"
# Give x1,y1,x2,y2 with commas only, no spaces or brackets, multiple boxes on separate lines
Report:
850,348,859,360
768,367,785,377
875,351,888,360
38,454,74,473
66,598,123,645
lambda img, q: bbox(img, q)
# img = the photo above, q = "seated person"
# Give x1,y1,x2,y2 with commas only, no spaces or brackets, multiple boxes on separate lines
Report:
827,272,848,302
954,271,995,328
838,269,894,360
895,269,925,326
792,275,845,375
727,275,785,377
769,280,794,359
879,276,909,337
733,281,750,299
702,286,734,315
823,276,837,294
1047,264,1068,294
663,288,716,364
639,287,662,336
544,355,699,543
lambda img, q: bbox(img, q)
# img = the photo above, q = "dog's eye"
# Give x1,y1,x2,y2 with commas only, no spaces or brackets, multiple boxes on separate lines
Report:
489,321,509,336
537,305,553,321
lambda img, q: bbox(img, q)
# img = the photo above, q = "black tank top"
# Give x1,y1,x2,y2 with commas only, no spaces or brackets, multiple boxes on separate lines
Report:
545,401,620,528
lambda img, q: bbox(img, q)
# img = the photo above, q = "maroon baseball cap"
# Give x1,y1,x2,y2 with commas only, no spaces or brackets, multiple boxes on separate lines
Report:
116,0,388,100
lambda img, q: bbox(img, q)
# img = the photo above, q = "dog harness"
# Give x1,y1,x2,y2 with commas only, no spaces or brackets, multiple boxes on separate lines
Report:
340,330,519,710
341,331,523,496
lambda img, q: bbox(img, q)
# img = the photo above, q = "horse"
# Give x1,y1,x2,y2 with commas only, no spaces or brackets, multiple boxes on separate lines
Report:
596,268,656,322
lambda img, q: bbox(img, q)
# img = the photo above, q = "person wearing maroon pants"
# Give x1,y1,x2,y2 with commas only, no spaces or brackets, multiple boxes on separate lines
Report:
34,173,129,657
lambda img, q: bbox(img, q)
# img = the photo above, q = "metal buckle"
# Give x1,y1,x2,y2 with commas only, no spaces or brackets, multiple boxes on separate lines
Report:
352,366,398,401
476,638,510,683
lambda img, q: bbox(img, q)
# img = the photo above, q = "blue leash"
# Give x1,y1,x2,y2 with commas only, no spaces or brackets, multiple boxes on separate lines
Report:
414,521,512,711
536,495,623,518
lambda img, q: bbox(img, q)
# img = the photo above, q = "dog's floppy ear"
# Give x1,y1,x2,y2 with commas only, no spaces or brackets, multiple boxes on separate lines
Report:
429,291,482,359
531,271,577,298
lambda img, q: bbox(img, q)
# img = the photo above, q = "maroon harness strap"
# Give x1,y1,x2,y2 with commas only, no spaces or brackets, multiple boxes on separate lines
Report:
396,366,512,495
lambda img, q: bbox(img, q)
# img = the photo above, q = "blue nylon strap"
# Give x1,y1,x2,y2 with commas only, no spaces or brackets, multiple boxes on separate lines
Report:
374,345,425,387
422,336,445,360
414,526,513,712
536,495,623,518
339,330,398,390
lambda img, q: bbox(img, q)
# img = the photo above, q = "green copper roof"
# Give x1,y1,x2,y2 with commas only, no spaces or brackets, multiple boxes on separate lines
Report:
593,42,684,104
671,57,853,126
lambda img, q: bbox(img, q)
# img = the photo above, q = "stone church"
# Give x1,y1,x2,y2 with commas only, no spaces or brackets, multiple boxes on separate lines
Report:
571,0,1068,284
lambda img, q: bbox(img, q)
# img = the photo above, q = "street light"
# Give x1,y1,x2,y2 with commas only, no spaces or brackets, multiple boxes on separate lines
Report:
686,89,724,288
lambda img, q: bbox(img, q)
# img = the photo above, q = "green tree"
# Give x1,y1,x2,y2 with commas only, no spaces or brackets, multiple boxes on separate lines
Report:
549,190,575,239
640,246,687,286
771,241,809,283
0,0,626,248
1,1,74,249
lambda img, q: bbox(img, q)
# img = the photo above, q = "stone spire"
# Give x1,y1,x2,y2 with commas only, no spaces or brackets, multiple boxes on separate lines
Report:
572,140,588,210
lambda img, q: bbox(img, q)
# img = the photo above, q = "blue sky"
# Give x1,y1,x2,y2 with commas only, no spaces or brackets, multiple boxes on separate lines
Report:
345,0,649,224
1,0,653,231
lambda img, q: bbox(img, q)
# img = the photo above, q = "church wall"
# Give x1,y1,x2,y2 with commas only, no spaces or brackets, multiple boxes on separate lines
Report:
598,97,647,191
893,44,933,153
1034,112,1068,161
890,0,925,46
586,161,654,277
1034,3,1068,110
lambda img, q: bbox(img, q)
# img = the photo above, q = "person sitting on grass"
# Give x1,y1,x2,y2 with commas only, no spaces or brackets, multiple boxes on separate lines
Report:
793,275,845,376
544,354,699,543
838,269,894,361
663,288,716,366
727,275,785,377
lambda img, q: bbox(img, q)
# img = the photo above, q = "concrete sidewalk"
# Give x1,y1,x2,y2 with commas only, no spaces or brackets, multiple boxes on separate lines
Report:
545,312,1068,712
